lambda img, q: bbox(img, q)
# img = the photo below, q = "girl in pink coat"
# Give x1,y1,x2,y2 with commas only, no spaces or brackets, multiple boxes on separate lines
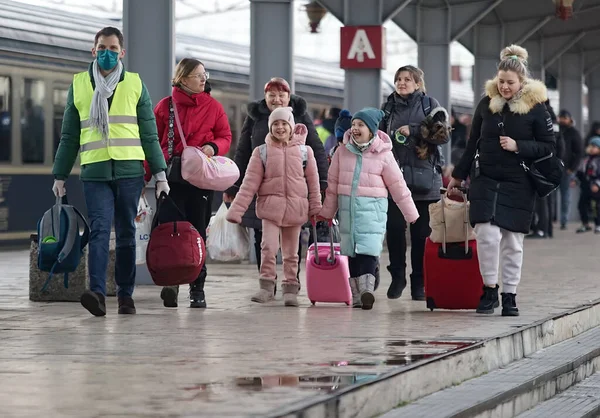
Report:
227,107,322,307
319,108,419,310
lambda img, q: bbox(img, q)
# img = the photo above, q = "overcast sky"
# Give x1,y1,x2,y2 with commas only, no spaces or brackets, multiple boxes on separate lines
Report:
12,0,475,82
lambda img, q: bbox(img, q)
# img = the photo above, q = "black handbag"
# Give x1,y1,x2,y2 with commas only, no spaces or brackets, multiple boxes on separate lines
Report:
520,153,564,198
401,164,435,194
498,113,563,198
165,97,188,184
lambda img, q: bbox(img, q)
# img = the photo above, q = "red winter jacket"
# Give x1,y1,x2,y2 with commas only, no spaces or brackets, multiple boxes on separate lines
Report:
144,86,232,181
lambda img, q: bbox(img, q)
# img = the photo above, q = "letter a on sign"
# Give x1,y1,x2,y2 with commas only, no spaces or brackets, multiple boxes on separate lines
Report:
340,26,385,69
347,29,375,63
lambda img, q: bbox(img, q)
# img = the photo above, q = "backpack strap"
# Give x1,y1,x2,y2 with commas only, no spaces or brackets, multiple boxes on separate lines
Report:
57,206,80,264
258,143,307,168
382,100,395,134
422,95,432,116
71,206,90,250
299,145,308,168
258,144,267,166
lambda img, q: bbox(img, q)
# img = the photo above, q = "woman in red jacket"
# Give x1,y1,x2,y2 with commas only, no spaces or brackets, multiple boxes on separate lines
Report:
146,58,232,309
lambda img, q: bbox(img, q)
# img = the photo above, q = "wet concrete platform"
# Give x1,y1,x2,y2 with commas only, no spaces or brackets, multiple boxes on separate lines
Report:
0,226,598,417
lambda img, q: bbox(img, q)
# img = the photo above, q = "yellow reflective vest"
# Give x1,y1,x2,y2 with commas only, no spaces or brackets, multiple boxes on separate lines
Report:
72,71,145,165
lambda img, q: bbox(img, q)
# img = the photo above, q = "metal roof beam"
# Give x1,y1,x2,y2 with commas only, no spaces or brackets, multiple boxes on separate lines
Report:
391,3,417,41
544,32,586,68
574,3,600,14
543,28,600,40
382,0,413,22
514,16,552,44
313,0,344,23
585,59,600,76
451,0,504,42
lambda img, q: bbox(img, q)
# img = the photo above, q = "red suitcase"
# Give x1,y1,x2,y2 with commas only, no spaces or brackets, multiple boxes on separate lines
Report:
424,190,483,311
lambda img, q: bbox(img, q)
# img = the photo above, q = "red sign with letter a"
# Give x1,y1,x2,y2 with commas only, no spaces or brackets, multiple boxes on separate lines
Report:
340,25,386,69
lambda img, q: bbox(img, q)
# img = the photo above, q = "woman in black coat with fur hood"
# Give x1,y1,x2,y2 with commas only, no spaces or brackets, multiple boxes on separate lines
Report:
224,77,329,272
448,45,555,317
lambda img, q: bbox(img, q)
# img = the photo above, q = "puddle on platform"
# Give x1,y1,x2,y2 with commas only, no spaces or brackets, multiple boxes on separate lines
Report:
235,373,378,392
323,339,478,367
183,340,478,398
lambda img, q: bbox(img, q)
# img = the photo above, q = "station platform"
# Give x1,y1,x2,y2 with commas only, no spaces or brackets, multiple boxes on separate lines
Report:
0,225,599,418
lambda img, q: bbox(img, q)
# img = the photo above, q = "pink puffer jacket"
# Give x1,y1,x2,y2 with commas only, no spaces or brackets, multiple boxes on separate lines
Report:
226,124,322,227
319,130,419,257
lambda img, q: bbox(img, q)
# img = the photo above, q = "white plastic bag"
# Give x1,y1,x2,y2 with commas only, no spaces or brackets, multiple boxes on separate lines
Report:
135,195,153,265
206,203,250,261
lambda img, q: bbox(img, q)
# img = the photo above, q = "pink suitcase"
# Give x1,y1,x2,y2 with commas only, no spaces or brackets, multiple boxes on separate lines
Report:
305,220,352,306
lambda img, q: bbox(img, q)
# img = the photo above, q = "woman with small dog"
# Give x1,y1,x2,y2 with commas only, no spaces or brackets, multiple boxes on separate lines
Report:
379,65,451,301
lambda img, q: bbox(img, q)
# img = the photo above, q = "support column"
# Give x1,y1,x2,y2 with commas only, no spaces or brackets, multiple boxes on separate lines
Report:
249,0,294,101
343,0,383,112
417,5,451,159
122,0,174,285
587,71,600,127
473,23,503,100
122,0,174,106
559,52,584,129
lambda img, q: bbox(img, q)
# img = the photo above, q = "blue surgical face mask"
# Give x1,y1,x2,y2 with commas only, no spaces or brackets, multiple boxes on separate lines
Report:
96,49,119,71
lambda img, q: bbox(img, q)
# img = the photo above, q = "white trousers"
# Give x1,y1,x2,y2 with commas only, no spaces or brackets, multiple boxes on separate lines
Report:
474,222,525,294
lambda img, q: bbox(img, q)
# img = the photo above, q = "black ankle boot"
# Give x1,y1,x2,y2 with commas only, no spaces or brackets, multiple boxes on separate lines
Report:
501,293,519,316
387,278,406,299
476,285,500,314
386,266,406,299
410,275,425,301
160,286,179,308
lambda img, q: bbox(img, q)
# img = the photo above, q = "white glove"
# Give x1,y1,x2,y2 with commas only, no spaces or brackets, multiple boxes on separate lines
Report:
52,180,66,198
155,181,170,197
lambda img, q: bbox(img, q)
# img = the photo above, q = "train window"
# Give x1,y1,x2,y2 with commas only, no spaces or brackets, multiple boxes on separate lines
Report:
21,79,45,164
0,76,11,163
53,87,69,157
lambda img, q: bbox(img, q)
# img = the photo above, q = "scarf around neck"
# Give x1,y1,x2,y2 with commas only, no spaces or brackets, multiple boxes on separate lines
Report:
89,59,123,141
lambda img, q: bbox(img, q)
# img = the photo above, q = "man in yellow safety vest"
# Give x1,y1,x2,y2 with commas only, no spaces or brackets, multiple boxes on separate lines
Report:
52,26,169,317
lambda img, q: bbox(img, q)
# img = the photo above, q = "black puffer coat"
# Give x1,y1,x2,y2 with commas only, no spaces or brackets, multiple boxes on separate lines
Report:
225,95,328,229
379,91,449,202
453,78,555,234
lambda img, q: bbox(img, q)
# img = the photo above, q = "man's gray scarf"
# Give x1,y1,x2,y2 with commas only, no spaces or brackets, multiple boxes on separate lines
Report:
89,59,123,141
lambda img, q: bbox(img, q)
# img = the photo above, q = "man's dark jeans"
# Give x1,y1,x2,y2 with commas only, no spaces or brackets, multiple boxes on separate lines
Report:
83,177,144,299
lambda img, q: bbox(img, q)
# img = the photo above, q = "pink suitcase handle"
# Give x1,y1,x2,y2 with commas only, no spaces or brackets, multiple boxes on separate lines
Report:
311,218,336,265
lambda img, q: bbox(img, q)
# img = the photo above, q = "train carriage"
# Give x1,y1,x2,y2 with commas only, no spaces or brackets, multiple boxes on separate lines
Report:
0,0,477,246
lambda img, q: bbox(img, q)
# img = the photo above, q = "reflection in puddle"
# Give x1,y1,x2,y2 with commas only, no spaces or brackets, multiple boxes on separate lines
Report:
232,340,477,393
235,373,378,392
190,340,480,396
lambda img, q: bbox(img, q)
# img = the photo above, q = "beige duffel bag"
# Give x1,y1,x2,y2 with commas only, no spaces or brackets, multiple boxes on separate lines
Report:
429,190,476,244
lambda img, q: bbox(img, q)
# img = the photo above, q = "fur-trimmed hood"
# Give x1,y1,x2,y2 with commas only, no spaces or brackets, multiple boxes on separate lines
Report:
485,77,548,115
247,94,308,121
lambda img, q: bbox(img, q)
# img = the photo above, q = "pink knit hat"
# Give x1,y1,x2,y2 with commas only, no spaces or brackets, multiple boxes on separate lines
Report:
268,106,295,134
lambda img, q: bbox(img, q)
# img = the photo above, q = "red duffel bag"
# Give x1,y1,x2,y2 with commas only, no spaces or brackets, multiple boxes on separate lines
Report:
146,192,206,286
